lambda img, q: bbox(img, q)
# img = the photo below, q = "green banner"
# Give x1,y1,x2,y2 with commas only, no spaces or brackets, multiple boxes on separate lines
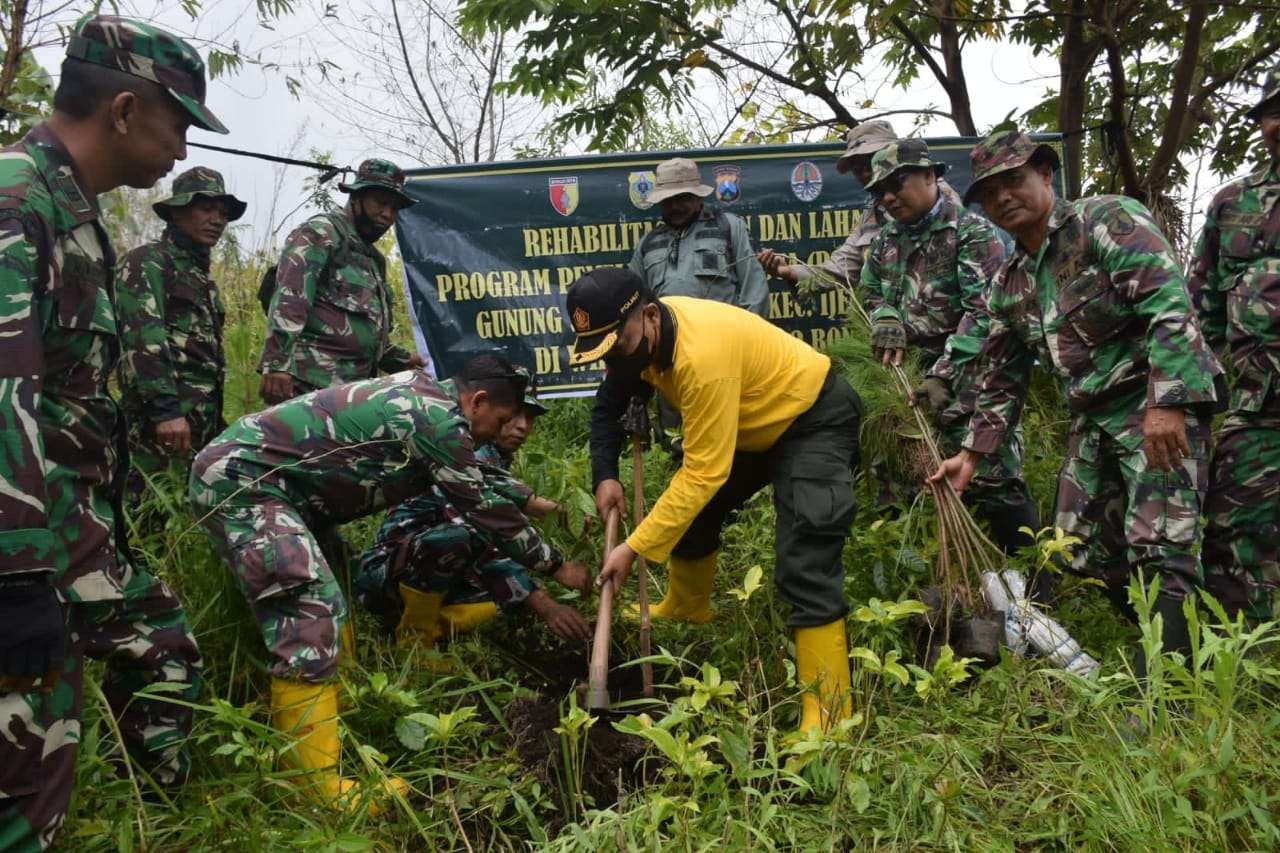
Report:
397,136,1065,395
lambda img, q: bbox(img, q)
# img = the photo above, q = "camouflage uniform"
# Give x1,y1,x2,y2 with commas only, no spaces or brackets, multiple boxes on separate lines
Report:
860,140,1038,549
962,131,1222,602
1190,68,1280,619
258,159,418,395
190,370,562,682
0,16,220,850
116,168,246,489
628,158,768,317
355,441,542,619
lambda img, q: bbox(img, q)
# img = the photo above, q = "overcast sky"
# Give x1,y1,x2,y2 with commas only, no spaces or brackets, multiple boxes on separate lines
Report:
30,0,1247,251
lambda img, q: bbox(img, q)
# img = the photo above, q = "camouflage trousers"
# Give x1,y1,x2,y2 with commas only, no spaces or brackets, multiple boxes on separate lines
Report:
0,563,201,852
195,492,347,683
355,517,535,624
1202,422,1280,621
1053,411,1210,602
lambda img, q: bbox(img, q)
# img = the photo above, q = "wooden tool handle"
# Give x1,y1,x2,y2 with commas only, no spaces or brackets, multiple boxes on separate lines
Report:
586,508,619,710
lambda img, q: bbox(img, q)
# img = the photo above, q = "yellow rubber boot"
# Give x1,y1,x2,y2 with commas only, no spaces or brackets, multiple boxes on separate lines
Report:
630,552,717,624
270,679,408,814
794,619,853,734
439,601,498,638
396,584,444,649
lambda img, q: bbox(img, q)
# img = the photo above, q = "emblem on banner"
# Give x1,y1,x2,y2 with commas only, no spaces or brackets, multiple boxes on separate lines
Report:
548,177,579,216
790,161,823,202
628,171,657,209
572,307,591,332
713,165,741,204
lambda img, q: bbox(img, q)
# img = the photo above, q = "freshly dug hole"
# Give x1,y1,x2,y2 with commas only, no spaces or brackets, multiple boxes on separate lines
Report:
507,697,650,810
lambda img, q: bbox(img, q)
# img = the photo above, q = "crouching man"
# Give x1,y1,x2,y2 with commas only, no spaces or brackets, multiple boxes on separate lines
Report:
355,366,592,645
576,269,862,734
191,354,586,810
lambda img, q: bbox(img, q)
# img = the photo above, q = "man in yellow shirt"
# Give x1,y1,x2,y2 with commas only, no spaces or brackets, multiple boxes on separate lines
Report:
570,268,862,733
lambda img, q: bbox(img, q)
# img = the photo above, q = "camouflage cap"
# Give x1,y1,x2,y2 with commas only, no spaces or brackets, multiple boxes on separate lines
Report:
511,364,548,415
836,120,896,173
339,158,415,208
153,166,247,221
645,158,714,205
67,14,228,134
864,139,947,193
963,128,1061,205
1245,62,1280,120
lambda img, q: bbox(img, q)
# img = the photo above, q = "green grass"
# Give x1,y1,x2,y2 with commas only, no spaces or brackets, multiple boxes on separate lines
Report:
58,258,1280,851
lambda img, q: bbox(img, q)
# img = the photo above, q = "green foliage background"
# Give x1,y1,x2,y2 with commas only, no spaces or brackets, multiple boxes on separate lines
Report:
61,255,1280,851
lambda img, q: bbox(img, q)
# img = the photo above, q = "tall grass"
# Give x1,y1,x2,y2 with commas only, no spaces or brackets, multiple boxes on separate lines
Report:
59,254,1280,851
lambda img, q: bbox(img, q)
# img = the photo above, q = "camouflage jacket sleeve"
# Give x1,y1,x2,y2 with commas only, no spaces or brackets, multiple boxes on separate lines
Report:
479,460,535,507
425,425,561,572
1187,195,1227,353
1089,197,1219,408
861,234,896,322
259,219,332,376
116,243,182,422
0,206,57,576
378,343,416,374
962,275,1034,455
728,214,769,317
928,216,1007,384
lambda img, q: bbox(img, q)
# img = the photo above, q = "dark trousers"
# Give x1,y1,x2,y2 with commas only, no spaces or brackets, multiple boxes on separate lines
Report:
671,370,861,627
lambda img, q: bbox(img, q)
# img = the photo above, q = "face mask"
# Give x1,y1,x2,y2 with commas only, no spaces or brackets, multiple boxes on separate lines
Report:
604,329,652,378
352,197,392,243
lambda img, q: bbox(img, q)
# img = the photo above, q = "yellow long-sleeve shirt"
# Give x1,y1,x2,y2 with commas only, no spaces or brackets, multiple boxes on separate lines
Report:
627,297,831,562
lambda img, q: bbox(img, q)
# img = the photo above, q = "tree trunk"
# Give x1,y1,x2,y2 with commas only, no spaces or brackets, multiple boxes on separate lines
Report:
933,0,977,135
1057,0,1100,198
0,0,31,109
1141,0,1207,200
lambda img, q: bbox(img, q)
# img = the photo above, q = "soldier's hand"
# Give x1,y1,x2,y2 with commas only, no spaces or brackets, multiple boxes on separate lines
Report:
870,317,907,367
525,495,560,519
1142,406,1190,472
260,372,294,405
912,377,953,417
527,590,591,642
757,249,799,282
154,416,192,455
406,354,426,369
553,560,593,596
0,573,66,695
929,449,982,495
594,479,627,522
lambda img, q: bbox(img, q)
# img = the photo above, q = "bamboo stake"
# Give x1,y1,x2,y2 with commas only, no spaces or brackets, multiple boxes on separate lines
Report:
633,440,654,698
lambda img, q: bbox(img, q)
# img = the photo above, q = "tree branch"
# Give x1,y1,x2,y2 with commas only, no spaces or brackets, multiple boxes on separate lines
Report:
391,0,462,162
1142,0,1207,196
0,0,31,108
1097,14,1142,197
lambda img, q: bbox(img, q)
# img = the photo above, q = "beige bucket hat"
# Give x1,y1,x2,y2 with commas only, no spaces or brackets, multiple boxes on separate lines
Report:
645,157,715,205
836,120,897,174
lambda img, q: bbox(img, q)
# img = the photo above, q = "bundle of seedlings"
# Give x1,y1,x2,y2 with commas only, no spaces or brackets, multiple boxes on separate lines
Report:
788,259,1097,674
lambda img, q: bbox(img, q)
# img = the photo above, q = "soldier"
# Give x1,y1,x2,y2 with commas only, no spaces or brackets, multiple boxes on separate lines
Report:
258,158,425,405
356,369,591,645
859,140,1038,555
757,121,967,301
0,15,218,848
116,167,246,497
576,269,862,734
931,130,1223,673
1191,63,1280,624
629,157,768,317
190,354,588,810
